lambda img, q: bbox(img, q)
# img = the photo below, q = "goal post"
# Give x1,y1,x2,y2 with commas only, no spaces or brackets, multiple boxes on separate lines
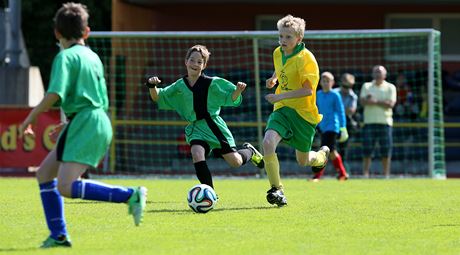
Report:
88,29,445,178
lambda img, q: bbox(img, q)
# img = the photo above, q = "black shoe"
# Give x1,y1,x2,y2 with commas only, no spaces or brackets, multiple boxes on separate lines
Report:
243,142,264,169
266,187,287,207
311,146,330,173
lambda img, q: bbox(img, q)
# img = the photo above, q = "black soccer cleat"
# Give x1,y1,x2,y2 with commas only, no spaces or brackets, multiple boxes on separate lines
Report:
266,187,287,207
311,146,330,173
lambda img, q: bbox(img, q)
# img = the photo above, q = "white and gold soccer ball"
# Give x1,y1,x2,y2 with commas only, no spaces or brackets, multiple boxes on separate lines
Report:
187,184,218,213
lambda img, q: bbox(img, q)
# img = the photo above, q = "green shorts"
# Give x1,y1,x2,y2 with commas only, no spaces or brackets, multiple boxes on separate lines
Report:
57,108,112,167
185,116,236,155
265,107,316,153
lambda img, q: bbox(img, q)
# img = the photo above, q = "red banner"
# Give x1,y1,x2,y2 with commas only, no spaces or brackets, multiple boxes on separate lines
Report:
0,107,60,167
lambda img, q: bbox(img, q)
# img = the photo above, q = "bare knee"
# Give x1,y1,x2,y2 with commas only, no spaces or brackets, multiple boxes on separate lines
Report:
57,182,73,198
263,138,276,154
190,145,206,162
227,159,242,168
191,151,205,162
223,153,243,168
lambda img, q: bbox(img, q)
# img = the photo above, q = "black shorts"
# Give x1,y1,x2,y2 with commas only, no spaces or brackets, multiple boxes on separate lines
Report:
190,139,237,158
320,131,338,151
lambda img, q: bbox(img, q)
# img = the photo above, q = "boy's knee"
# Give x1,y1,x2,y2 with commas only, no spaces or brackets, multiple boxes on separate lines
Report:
228,160,242,168
263,138,276,151
57,183,72,198
191,151,204,162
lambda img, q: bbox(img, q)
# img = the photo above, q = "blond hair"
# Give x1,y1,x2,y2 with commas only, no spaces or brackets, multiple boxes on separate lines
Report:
277,15,306,38
185,45,211,66
321,71,334,81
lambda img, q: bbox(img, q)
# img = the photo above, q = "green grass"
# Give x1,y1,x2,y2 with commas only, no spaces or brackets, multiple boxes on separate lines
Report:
1,178,460,255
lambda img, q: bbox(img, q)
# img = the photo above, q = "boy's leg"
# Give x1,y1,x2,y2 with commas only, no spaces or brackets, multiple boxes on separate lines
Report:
263,130,283,189
191,143,214,188
57,162,146,226
221,150,249,168
331,151,348,181
242,143,264,169
263,130,287,206
36,149,71,247
221,144,264,169
308,146,330,172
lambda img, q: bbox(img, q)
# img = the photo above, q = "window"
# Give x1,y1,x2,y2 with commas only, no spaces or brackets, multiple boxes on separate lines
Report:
255,15,283,30
386,14,460,61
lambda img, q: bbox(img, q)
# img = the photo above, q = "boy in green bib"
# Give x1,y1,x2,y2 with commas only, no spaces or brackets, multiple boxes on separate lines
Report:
19,2,147,248
146,45,264,190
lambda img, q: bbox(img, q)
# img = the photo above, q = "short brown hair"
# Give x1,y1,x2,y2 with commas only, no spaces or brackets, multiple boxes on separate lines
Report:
54,2,89,40
341,73,355,84
185,45,211,66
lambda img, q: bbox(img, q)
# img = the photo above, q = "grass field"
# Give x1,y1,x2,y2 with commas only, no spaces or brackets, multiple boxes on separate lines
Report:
1,177,459,255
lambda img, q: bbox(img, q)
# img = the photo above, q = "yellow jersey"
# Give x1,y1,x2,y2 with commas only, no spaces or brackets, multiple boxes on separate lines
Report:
272,43,322,124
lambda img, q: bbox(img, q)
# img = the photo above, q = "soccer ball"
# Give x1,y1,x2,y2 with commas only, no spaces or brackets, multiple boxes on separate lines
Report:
187,184,218,213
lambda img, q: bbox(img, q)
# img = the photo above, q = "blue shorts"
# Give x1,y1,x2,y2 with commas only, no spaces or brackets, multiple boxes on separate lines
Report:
362,124,393,158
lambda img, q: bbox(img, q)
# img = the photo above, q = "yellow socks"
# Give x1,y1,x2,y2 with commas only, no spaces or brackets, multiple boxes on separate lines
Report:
263,153,282,189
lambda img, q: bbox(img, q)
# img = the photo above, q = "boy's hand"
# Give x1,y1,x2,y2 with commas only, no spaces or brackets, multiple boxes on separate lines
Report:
266,77,277,89
236,82,247,92
366,94,377,104
265,93,281,104
146,76,161,88
49,122,66,142
339,127,349,143
18,123,35,139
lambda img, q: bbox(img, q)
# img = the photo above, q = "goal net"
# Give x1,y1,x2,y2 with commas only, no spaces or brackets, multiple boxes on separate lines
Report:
88,29,445,179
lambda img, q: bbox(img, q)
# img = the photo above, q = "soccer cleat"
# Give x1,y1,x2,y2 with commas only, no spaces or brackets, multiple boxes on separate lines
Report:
128,186,148,226
309,168,324,182
40,236,72,248
243,142,264,169
266,187,287,207
337,173,349,181
311,146,330,173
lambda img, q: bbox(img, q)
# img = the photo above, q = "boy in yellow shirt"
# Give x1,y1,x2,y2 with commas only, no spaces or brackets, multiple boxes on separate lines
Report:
263,15,329,206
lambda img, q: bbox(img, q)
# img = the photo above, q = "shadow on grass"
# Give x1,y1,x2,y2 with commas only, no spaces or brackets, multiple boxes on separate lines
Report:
0,247,39,252
147,205,275,214
65,201,101,204
65,200,179,205
432,224,460,227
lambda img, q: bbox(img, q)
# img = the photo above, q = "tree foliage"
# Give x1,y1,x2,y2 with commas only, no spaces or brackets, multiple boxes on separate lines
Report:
21,0,111,87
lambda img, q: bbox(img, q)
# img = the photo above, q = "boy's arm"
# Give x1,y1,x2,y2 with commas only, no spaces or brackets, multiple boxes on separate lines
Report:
18,93,60,138
337,94,347,128
266,71,278,89
265,79,313,104
232,82,247,101
146,76,161,102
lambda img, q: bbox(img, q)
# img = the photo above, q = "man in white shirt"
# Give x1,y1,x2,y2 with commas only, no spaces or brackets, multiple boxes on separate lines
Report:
359,65,397,178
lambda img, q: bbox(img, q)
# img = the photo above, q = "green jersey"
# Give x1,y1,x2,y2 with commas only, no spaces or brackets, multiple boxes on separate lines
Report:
48,44,108,116
157,75,242,154
49,44,112,167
